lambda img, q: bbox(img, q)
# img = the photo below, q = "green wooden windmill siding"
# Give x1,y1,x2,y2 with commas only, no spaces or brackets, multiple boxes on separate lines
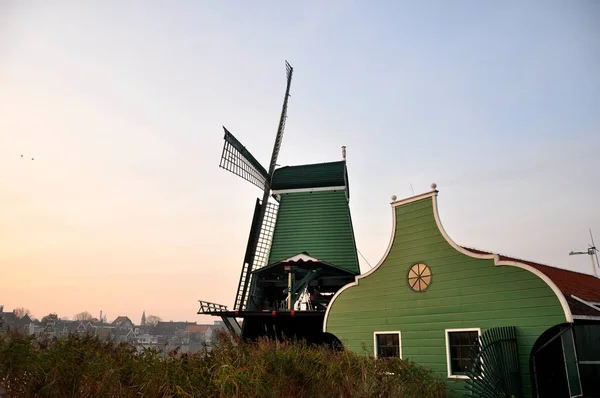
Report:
268,161,360,275
324,191,567,397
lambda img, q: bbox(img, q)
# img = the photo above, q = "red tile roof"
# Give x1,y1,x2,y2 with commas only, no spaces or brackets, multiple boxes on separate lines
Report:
461,246,600,317
186,325,210,333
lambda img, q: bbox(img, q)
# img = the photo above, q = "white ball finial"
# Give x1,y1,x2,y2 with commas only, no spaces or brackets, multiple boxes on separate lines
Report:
391,195,397,201
431,183,437,190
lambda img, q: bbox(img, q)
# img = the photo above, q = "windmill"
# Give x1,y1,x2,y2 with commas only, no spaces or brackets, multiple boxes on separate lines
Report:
569,228,599,278
220,61,293,313
198,62,360,344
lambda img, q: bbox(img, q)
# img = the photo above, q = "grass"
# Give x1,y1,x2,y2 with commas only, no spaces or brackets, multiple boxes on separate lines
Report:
0,331,448,397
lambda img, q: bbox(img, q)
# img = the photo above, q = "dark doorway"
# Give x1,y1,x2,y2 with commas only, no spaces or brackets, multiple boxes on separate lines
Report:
531,324,583,398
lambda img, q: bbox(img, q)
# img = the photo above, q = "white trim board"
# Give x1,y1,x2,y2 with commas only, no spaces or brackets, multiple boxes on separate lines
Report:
281,253,322,263
573,315,600,321
445,328,481,379
373,331,402,359
391,190,437,207
271,186,346,195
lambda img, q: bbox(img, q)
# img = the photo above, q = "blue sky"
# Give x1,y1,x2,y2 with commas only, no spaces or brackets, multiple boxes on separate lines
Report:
1,1,598,322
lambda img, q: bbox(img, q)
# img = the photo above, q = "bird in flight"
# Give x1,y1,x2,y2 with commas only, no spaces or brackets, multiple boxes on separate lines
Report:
20,155,34,160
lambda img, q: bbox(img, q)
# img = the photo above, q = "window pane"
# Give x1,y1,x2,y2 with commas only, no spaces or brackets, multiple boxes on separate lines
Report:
458,357,469,372
468,331,478,343
376,333,400,358
450,332,460,345
460,345,470,359
451,359,462,373
448,330,478,376
460,332,469,345
451,345,460,358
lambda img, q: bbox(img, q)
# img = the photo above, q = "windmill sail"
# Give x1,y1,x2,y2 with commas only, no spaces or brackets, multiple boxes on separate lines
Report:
267,61,293,174
219,127,269,191
233,61,294,311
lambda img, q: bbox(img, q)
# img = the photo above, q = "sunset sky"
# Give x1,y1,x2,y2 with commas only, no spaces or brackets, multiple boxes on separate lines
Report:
1,1,599,323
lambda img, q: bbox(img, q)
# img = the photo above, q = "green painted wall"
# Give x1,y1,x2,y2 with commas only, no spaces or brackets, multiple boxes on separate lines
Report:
268,190,360,274
325,195,566,397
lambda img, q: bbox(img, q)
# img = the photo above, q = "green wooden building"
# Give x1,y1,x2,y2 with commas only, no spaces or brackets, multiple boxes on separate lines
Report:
324,186,600,397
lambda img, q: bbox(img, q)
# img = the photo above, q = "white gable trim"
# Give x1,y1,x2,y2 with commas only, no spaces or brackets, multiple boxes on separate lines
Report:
324,189,573,333
391,190,437,207
272,186,346,195
430,193,573,323
323,197,398,332
281,253,322,263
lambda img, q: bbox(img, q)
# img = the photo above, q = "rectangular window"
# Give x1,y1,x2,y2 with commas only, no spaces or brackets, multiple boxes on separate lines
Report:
445,328,481,378
374,331,402,359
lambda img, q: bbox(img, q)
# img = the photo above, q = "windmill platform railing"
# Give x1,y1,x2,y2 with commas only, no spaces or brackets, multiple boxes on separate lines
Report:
197,300,241,335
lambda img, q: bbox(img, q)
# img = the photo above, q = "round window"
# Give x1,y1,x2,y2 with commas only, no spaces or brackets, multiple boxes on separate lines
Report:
408,263,431,292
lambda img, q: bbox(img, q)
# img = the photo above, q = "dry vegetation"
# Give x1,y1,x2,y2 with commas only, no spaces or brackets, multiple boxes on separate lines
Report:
0,331,447,397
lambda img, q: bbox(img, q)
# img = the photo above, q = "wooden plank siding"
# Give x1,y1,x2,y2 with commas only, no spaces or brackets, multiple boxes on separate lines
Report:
325,195,566,397
267,190,360,274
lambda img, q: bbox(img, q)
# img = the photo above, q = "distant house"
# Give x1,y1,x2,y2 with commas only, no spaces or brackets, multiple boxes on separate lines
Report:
155,321,197,339
184,325,210,344
136,333,159,350
52,321,80,338
111,316,134,330
92,323,114,340
0,310,33,335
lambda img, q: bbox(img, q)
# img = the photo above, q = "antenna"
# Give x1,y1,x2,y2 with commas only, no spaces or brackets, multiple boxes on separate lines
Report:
342,146,346,160
569,228,599,278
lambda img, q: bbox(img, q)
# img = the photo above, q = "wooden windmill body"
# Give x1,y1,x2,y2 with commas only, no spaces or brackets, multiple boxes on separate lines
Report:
198,62,360,344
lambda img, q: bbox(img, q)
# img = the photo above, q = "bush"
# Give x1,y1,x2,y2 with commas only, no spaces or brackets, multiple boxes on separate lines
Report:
0,331,447,397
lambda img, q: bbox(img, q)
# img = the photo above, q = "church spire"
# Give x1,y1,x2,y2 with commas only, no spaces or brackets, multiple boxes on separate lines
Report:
141,310,146,326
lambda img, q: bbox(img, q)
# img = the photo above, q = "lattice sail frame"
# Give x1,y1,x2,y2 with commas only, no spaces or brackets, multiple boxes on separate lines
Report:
253,200,279,271
234,199,280,311
219,127,269,191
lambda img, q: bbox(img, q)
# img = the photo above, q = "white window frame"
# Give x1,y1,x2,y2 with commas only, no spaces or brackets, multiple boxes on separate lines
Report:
445,328,481,379
373,331,402,359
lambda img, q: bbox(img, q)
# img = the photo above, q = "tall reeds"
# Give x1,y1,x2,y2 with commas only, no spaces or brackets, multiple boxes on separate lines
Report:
0,331,447,397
